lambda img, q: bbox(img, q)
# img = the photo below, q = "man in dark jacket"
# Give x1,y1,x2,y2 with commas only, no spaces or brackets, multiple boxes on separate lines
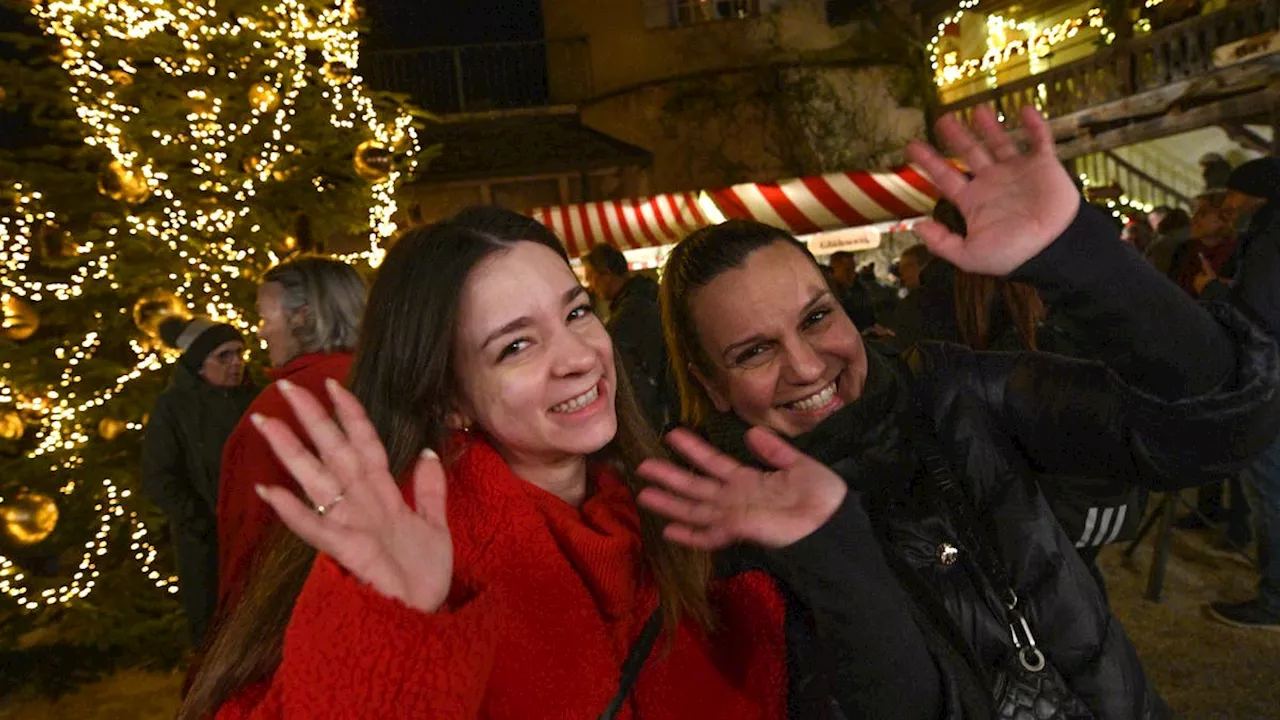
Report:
582,244,671,430
828,251,878,329
1203,157,1280,630
142,316,257,647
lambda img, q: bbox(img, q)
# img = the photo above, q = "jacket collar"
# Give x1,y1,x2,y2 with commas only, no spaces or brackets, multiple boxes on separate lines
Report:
267,351,352,382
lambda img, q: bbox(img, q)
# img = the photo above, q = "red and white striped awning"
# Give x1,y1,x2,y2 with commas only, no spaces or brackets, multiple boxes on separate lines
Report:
706,165,941,236
530,191,712,259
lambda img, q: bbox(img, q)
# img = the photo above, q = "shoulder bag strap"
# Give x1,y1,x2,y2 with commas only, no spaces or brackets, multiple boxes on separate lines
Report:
912,410,1052,672
598,607,664,720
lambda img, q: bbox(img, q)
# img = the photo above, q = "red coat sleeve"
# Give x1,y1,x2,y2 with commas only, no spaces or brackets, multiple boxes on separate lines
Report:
217,555,505,719
215,396,293,616
216,383,328,616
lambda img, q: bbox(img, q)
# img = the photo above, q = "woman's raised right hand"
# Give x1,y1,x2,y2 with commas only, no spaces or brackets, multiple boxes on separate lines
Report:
251,377,453,614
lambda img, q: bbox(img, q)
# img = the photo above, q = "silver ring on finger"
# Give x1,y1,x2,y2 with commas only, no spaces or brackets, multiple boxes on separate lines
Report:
315,492,346,517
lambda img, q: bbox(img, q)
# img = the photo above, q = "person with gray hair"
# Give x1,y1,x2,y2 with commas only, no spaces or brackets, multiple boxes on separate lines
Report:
214,255,367,621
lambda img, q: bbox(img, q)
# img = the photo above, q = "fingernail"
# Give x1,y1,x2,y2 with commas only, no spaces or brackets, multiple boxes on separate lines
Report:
254,484,268,499
421,447,439,461
277,378,294,393
325,377,339,393
250,413,267,428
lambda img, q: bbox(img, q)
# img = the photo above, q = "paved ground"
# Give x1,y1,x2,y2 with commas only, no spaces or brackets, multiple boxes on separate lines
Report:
1,503,1277,719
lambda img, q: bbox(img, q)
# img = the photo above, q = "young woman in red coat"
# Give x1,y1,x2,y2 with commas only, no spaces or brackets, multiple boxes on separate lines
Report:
180,208,857,720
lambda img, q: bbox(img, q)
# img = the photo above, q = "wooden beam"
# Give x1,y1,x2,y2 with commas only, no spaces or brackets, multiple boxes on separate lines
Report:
1221,121,1273,154
1056,88,1280,159
1045,59,1279,141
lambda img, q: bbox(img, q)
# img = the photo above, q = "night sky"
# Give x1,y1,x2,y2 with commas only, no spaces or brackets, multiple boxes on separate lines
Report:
368,0,545,49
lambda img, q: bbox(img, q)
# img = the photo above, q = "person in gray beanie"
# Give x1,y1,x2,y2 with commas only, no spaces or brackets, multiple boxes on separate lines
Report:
142,316,259,648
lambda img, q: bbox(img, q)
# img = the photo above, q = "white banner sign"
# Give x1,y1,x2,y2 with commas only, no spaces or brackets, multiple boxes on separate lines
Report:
806,226,882,255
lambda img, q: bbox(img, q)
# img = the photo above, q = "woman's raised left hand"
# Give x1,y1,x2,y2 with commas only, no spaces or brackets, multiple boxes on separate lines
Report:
636,427,847,550
906,105,1081,277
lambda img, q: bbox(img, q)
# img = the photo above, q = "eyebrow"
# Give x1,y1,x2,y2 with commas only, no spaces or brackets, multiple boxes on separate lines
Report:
481,286,587,350
720,288,833,362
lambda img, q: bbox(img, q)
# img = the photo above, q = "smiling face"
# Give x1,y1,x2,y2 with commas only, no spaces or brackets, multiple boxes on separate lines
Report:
451,242,618,470
688,241,869,438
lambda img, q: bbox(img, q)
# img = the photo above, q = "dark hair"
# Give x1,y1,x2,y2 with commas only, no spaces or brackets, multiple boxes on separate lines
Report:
182,207,712,717
1122,219,1155,252
953,272,1045,351
899,243,933,267
660,220,816,427
829,250,855,268
582,243,629,277
1156,207,1190,236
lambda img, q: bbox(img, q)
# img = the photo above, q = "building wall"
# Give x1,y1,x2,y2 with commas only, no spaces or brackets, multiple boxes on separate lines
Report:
544,0,856,98
581,63,926,193
544,0,928,192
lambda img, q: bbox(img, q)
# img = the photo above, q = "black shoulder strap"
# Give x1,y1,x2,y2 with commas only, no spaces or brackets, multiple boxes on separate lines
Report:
598,607,664,720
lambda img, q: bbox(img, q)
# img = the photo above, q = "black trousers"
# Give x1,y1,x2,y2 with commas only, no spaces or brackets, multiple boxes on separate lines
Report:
172,527,218,648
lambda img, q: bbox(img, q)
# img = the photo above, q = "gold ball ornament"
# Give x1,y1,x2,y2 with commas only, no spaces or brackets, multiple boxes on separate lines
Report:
97,160,151,205
2,295,39,341
108,70,133,86
322,61,353,84
248,82,281,113
97,417,127,441
353,140,393,181
242,154,273,175
0,410,23,441
132,289,186,338
0,492,59,546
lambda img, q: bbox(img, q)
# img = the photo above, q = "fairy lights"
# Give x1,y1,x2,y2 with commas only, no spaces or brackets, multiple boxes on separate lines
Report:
0,0,418,610
927,0,1114,89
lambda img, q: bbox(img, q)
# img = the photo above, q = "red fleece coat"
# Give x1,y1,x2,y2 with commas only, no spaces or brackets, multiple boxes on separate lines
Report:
216,434,789,719
215,352,353,617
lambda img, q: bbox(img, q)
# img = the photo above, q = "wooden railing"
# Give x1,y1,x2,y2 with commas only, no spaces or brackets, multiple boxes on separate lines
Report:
938,0,1279,126
1076,150,1195,210
363,38,592,115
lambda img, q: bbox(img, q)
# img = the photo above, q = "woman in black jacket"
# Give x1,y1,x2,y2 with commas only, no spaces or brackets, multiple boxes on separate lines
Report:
637,107,1280,718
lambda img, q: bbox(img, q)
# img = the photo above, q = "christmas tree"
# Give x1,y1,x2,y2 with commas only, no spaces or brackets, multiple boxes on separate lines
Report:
0,0,423,693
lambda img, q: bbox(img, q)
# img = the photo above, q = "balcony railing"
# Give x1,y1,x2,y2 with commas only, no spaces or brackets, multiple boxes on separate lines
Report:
1076,150,1196,210
938,0,1279,131
363,38,593,115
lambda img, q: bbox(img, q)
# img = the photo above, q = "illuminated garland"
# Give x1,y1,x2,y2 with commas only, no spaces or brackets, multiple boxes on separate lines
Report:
0,0,420,609
927,0,1116,89
1078,172,1157,222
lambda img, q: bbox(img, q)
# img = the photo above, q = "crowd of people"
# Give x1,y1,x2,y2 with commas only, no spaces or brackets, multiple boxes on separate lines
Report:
138,107,1280,719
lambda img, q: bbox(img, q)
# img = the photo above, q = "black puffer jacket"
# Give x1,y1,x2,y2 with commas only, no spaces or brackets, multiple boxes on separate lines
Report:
704,205,1280,719
142,363,258,533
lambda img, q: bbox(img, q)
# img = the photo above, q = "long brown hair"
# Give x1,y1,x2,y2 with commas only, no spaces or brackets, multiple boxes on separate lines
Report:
659,220,816,428
931,197,1044,351
181,208,711,718
952,272,1045,351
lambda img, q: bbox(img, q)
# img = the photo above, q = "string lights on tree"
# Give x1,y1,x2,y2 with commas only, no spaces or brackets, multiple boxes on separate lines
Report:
0,0,422,622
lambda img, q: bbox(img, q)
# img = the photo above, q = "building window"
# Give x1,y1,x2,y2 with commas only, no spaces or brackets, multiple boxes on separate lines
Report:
644,0,761,29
